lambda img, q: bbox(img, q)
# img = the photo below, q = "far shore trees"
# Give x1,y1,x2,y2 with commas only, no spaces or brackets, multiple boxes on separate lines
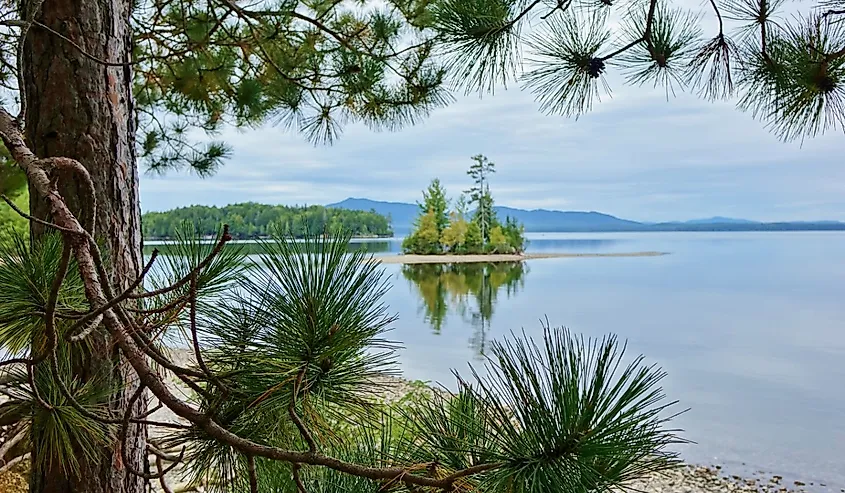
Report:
142,202,393,240
404,157,527,255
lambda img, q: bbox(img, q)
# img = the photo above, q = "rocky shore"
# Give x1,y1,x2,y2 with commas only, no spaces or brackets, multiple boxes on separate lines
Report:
0,460,819,493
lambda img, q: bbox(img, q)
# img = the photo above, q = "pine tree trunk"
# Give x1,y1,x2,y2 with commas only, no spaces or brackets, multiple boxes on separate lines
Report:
23,0,147,492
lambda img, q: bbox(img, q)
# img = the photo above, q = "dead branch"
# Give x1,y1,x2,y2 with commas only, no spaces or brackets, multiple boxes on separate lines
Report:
0,423,27,462
292,462,307,493
248,455,259,493
148,443,183,463
121,385,186,480
289,369,316,453
0,453,29,474
156,456,176,493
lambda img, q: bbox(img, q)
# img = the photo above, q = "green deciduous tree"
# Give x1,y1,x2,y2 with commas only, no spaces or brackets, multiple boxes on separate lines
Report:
440,211,469,253
402,208,442,254
488,225,511,254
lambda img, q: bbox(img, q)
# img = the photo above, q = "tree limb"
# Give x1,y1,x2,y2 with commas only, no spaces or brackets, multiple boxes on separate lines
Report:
248,455,259,493
0,453,29,474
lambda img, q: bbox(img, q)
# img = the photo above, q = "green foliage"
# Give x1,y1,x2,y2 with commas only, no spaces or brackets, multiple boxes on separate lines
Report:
142,202,393,239
161,231,399,490
418,178,450,235
131,0,453,174
0,145,28,239
465,221,484,253
487,225,511,253
0,234,114,478
431,0,522,93
620,5,702,97
440,211,469,253
402,208,442,254
462,325,684,491
502,216,526,253
466,155,497,243
145,222,248,301
27,357,115,478
0,234,88,353
761,15,845,141
522,8,612,116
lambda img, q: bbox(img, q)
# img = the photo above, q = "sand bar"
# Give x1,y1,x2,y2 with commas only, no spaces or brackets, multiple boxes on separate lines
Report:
374,251,668,264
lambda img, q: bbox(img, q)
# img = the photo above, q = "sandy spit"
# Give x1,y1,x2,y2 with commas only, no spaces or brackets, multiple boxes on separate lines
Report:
373,252,668,265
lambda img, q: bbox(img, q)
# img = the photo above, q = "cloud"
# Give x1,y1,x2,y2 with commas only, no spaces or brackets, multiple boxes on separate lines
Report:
140,71,845,222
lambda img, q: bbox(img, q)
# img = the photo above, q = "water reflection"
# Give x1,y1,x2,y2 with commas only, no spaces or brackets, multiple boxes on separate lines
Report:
401,262,528,356
524,238,622,252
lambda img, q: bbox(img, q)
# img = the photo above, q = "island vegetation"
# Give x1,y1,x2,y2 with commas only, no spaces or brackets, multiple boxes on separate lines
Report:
141,202,393,240
403,155,527,255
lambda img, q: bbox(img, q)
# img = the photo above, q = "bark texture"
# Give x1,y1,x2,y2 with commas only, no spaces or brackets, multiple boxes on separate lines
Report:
23,0,147,492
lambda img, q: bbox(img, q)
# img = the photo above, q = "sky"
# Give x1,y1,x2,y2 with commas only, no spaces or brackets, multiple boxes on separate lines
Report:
139,56,845,224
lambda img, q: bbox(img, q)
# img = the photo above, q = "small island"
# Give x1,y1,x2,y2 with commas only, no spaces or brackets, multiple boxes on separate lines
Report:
402,155,528,256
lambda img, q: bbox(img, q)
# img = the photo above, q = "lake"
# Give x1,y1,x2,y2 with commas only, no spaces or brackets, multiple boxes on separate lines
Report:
146,231,845,489
370,232,845,490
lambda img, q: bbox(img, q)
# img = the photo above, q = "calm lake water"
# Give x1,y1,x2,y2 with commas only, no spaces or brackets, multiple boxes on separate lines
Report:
146,232,845,488
369,232,845,489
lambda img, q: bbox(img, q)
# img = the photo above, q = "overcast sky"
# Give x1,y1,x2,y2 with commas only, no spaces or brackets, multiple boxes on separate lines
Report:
140,73,845,223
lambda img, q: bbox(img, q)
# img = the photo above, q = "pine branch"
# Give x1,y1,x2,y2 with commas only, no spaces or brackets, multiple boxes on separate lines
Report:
600,0,660,61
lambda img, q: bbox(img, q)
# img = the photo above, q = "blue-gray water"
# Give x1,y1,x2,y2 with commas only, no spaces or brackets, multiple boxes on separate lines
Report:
369,232,845,489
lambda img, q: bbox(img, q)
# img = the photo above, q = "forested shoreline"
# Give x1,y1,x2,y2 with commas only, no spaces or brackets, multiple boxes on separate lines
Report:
141,203,393,239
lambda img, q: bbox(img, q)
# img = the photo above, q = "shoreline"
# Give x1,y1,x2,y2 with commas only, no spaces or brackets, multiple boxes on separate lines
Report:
375,251,668,264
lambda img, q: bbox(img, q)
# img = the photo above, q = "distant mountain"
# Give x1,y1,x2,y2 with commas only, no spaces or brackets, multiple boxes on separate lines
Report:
681,216,760,225
328,198,418,234
492,206,643,232
327,197,845,233
328,199,642,233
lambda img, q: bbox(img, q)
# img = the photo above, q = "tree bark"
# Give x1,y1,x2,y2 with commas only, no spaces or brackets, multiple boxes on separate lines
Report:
23,0,147,492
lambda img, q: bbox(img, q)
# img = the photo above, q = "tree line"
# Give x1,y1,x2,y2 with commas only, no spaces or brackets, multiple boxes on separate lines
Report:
403,155,527,255
141,203,393,240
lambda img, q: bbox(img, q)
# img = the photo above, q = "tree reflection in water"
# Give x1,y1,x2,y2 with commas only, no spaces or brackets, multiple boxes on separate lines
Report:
401,262,528,356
